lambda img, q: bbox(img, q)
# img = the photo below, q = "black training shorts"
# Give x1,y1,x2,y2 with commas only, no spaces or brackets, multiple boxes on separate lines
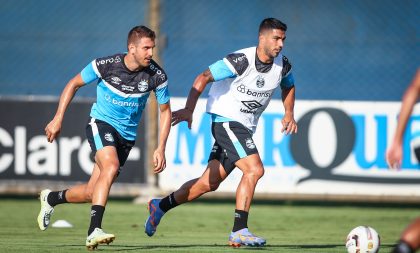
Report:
208,121,259,174
85,117,135,166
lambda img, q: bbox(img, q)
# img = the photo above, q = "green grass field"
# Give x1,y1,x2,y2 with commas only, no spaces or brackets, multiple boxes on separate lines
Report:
0,197,418,252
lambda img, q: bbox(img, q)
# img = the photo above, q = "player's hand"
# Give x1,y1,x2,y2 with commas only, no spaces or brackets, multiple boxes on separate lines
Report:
386,144,402,170
281,113,298,135
171,108,193,129
153,148,166,173
45,118,62,143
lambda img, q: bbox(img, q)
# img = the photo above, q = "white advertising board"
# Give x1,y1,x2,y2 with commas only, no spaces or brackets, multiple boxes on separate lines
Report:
160,98,420,198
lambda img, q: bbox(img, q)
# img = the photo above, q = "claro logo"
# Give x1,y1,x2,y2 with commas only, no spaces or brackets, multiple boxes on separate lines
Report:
0,126,94,176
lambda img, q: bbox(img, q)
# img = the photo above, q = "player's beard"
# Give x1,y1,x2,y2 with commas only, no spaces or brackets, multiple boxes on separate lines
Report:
271,47,281,58
264,47,279,62
135,56,151,69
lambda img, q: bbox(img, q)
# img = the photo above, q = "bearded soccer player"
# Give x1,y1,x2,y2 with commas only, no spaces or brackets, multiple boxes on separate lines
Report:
37,25,171,250
145,18,297,247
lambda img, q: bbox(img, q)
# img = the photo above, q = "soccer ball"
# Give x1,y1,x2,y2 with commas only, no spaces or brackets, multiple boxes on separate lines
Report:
345,226,380,253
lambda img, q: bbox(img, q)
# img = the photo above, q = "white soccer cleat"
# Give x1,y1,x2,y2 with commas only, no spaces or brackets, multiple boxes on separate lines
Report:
86,228,115,251
37,189,54,231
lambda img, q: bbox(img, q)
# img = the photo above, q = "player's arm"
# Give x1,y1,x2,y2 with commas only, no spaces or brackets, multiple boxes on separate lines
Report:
386,68,420,169
281,85,297,134
280,59,297,135
153,102,171,173
171,55,242,128
45,73,85,143
171,69,214,129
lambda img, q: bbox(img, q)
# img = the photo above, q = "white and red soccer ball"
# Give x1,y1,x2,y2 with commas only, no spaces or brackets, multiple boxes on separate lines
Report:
345,226,380,253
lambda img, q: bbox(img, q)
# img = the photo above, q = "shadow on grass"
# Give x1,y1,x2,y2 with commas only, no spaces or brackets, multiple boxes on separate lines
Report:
57,243,395,252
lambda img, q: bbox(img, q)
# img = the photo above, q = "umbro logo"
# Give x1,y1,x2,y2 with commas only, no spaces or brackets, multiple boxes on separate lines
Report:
241,100,262,110
110,76,122,85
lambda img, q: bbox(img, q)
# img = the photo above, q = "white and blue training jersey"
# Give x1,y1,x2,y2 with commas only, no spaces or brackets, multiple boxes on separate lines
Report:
81,53,170,140
206,46,294,133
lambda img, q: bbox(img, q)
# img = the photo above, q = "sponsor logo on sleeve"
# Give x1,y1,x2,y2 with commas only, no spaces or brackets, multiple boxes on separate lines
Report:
97,56,122,65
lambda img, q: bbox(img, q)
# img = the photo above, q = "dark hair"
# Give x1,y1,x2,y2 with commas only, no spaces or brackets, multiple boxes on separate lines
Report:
259,18,287,34
127,25,156,46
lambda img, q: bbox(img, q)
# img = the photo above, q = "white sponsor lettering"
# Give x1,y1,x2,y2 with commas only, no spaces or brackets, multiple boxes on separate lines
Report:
0,126,94,176
112,98,140,107
121,85,134,92
0,128,13,173
233,55,246,63
97,56,121,65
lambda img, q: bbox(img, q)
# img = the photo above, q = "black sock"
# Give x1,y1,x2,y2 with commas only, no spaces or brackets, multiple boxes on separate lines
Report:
47,190,68,206
88,205,105,235
232,209,248,232
392,240,414,253
159,192,179,212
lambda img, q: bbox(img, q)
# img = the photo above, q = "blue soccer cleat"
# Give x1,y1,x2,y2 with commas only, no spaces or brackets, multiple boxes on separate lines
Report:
144,199,165,237
228,228,266,247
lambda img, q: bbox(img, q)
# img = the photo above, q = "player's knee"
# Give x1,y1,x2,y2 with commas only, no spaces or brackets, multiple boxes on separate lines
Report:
84,189,93,202
199,180,220,192
208,181,220,192
101,164,120,181
246,166,264,180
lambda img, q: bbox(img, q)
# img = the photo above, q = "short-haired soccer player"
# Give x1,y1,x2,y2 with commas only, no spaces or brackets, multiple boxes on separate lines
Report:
145,18,297,247
37,25,171,250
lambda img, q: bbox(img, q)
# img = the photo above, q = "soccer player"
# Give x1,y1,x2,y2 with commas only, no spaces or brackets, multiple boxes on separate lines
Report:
37,25,171,250
387,68,420,253
144,18,297,247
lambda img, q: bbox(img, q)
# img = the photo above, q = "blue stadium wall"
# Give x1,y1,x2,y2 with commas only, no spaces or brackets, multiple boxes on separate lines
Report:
0,0,418,100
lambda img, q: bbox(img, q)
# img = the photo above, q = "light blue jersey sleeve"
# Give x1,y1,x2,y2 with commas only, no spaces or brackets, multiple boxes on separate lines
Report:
280,72,295,89
80,61,99,85
155,81,170,104
209,60,237,81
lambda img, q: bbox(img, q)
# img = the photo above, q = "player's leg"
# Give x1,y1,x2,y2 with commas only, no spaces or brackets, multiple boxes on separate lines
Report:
84,118,135,250
229,153,265,247
210,121,265,247
174,159,229,202
65,163,101,202
145,158,229,236
37,164,100,231
393,217,420,253
85,146,119,250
